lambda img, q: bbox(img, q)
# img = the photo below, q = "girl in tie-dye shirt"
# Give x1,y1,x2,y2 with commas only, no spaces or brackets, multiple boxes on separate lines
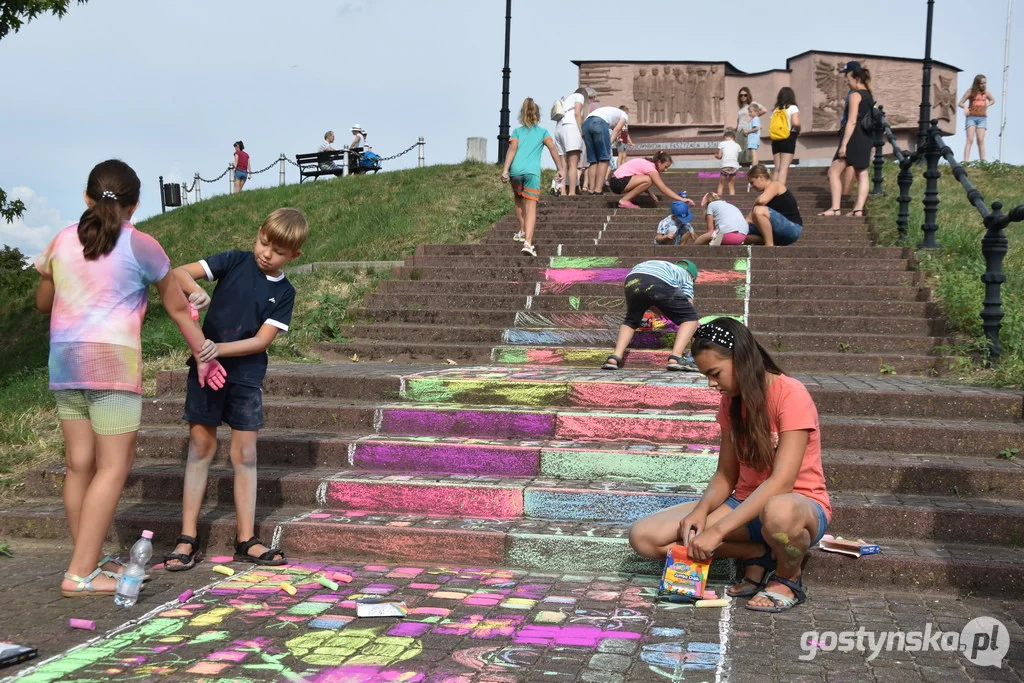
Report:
35,159,226,598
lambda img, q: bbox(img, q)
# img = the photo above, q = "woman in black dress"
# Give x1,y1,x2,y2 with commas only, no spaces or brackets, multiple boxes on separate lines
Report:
820,62,874,217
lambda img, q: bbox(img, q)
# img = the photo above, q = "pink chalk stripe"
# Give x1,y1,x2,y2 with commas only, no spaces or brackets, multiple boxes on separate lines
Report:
327,480,524,518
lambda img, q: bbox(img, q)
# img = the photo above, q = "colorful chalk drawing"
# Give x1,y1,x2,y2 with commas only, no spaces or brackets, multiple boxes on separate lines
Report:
8,563,726,682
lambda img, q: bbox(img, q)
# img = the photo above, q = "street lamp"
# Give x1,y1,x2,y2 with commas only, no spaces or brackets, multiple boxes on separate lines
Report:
497,0,512,164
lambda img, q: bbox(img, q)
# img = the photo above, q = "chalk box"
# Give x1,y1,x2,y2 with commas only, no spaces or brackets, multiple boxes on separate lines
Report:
817,534,881,558
355,598,408,618
659,544,711,599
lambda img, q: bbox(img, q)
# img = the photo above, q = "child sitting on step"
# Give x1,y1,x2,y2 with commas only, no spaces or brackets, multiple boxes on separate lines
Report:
501,97,565,257
654,201,696,245
163,208,308,572
629,318,831,613
601,259,700,372
694,192,749,245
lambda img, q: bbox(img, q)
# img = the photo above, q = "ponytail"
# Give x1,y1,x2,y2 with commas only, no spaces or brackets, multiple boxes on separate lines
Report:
851,65,872,94
78,159,141,260
650,150,672,165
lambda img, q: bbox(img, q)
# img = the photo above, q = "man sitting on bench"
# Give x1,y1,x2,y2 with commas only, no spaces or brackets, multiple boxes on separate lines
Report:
319,131,342,171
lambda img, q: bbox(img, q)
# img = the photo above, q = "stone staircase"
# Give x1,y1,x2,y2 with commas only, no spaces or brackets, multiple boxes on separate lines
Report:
3,168,1022,598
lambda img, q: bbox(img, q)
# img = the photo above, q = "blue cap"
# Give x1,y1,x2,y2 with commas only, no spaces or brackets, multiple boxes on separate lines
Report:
671,201,694,224
839,61,862,74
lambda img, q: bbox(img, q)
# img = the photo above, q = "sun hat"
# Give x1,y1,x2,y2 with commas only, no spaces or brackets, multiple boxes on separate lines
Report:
677,259,699,281
671,201,694,225
351,123,362,131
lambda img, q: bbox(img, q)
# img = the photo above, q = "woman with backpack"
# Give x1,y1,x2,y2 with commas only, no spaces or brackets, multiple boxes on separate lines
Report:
551,87,596,196
820,62,874,217
768,88,800,186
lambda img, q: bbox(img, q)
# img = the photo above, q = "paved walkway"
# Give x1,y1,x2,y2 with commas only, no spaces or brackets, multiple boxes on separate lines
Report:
1,540,1020,682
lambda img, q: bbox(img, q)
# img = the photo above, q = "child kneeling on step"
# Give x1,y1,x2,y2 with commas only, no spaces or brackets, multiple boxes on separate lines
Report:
164,208,309,571
601,259,700,372
694,193,749,245
629,318,832,613
654,201,696,245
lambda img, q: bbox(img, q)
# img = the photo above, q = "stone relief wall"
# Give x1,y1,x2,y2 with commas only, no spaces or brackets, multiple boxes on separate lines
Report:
577,55,957,135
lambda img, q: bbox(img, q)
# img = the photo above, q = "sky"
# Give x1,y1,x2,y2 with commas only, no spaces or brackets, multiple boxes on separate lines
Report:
1,0,1019,257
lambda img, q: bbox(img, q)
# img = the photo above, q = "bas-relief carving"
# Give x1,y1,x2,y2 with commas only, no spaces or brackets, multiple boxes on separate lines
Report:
583,63,726,126
810,57,959,132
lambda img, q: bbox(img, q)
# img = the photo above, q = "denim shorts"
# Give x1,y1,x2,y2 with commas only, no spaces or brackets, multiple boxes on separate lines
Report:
183,372,264,431
749,208,803,246
582,117,612,163
965,115,987,130
234,169,249,180
724,495,829,546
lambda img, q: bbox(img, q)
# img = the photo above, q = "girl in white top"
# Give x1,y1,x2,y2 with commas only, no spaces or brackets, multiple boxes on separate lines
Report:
695,192,749,246
553,86,596,196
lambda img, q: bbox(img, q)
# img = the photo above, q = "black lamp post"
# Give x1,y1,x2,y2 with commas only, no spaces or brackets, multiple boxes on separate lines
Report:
917,0,942,248
497,0,512,165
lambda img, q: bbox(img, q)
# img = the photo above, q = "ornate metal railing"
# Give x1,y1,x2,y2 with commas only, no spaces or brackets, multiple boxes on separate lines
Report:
870,109,1022,360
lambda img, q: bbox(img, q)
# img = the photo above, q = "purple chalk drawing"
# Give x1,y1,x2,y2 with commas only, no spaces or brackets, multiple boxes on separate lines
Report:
381,408,555,439
513,624,642,647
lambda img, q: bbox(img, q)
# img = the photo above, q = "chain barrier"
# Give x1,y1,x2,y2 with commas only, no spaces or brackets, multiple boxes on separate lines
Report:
284,157,301,167
378,141,419,161
198,166,232,183
245,159,280,176
182,178,198,193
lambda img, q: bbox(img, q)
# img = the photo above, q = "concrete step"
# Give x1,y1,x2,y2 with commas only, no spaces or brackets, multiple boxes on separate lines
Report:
349,308,946,336
362,293,938,319
157,364,1023,422
144,394,1024,458
378,279,931,302
414,244,910,260
403,255,913,272
492,345,948,376
1,501,1022,596
391,265,924,286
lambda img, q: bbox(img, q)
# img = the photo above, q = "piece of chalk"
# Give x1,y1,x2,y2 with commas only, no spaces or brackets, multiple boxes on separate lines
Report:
332,573,353,583
695,598,730,608
69,618,95,631
212,565,234,576
280,582,297,595
178,589,194,603
702,590,718,600
316,575,339,591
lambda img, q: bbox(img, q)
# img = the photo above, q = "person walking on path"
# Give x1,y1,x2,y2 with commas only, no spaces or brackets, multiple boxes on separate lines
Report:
35,159,226,597
582,105,629,194
745,164,803,247
233,141,249,193
736,88,768,166
501,98,565,258
629,317,831,613
552,87,596,196
609,151,693,209
820,62,874,217
770,88,801,186
959,74,996,162
601,259,701,372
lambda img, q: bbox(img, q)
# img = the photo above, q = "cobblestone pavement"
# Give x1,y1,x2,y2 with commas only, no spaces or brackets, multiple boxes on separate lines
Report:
0,540,1021,682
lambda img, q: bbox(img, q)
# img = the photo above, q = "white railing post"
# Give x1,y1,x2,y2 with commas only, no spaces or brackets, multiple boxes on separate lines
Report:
195,173,201,202
279,153,286,186
227,164,235,194
418,137,425,167
342,148,349,177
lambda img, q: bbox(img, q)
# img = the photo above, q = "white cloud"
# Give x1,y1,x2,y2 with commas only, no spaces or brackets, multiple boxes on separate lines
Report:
0,187,72,259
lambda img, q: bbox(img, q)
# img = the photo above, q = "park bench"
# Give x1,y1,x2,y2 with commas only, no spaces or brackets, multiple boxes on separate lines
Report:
295,150,347,182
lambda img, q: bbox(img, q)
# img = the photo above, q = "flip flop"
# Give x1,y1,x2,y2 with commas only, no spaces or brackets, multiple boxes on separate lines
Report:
817,208,842,216
847,209,865,217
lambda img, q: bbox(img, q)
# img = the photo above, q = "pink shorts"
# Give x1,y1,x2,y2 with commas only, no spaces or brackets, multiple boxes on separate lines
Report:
720,232,746,245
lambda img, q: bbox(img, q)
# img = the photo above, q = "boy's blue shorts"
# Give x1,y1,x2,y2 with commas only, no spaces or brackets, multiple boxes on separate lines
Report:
182,371,264,431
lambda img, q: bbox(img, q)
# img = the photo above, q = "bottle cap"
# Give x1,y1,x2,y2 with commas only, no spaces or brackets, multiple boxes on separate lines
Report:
141,530,154,539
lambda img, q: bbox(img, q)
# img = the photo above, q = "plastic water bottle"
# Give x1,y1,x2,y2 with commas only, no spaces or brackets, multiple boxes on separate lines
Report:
681,191,687,198
114,530,153,607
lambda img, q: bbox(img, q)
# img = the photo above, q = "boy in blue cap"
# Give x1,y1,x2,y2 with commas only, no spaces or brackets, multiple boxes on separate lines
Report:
654,201,696,245
602,259,700,372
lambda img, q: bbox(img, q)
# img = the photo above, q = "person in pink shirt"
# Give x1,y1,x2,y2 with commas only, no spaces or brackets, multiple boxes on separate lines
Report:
35,159,226,597
629,317,831,613
233,141,250,193
609,151,691,209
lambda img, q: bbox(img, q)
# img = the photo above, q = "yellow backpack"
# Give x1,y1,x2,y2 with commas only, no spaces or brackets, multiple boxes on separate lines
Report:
769,107,791,141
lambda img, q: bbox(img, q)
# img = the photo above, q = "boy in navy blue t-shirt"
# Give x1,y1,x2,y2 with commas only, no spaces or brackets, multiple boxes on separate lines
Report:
163,208,308,571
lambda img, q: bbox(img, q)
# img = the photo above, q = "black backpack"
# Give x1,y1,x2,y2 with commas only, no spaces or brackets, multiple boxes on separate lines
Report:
859,101,880,135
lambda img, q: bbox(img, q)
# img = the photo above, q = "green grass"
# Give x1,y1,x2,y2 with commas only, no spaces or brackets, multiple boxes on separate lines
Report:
143,162,512,266
0,162,514,487
869,161,1024,387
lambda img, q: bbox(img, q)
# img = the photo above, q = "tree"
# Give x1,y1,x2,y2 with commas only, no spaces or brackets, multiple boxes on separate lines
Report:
0,1,87,221
0,0,86,40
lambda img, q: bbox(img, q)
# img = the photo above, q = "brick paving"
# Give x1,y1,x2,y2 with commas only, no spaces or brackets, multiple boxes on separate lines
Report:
1,540,1021,682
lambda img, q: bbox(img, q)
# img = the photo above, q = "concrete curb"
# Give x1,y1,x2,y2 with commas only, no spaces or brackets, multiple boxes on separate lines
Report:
287,260,403,275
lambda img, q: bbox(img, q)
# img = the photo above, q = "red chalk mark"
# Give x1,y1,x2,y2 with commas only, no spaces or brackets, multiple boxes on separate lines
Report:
209,556,233,563
555,413,720,443
327,481,524,518
570,383,718,410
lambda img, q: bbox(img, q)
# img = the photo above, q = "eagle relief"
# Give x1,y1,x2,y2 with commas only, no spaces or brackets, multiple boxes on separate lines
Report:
813,59,858,130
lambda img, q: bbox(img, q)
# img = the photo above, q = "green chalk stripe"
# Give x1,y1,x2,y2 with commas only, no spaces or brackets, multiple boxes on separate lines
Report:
549,257,621,269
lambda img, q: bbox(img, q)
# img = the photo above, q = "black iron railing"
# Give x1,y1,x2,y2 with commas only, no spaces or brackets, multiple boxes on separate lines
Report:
872,110,1023,360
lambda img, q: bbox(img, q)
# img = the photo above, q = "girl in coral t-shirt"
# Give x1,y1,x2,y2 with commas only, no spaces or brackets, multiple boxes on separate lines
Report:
630,317,830,613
